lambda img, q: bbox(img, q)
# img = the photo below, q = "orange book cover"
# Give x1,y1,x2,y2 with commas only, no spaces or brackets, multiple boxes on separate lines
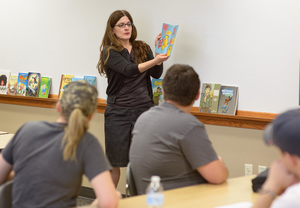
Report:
58,74,73,99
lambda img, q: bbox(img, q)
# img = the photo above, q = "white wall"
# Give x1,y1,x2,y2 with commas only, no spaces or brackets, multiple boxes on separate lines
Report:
1,0,300,113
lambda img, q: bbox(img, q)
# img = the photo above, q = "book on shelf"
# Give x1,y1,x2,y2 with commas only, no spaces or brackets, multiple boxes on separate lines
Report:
151,78,164,105
7,75,18,95
71,77,83,82
83,75,97,87
58,74,74,99
38,77,52,98
0,70,11,94
217,85,239,115
16,72,29,96
155,23,179,56
199,83,221,114
27,72,41,97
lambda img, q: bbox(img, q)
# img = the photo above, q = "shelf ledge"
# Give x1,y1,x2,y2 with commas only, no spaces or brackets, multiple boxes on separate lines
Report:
0,94,277,130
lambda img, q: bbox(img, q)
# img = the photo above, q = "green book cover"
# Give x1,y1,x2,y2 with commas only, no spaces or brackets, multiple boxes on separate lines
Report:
38,77,51,98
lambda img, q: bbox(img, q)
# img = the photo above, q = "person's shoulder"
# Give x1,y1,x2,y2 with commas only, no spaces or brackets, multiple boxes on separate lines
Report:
82,132,101,145
22,120,50,129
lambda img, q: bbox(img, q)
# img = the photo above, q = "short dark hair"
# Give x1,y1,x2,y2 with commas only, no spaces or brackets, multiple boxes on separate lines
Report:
162,64,200,106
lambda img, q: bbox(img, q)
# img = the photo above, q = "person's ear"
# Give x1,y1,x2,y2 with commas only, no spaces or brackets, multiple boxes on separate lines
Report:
287,153,299,165
195,90,200,101
87,113,94,121
56,101,62,113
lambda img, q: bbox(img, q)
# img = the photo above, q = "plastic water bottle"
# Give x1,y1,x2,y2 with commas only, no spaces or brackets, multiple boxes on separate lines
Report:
146,175,164,208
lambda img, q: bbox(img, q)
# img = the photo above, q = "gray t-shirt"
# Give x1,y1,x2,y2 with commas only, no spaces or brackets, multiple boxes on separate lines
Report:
129,102,218,195
2,121,111,208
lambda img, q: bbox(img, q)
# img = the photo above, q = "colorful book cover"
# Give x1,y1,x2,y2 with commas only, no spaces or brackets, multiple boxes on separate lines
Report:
152,78,164,105
7,75,18,95
155,23,179,56
199,83,221,114
71,77,83,82
0,70,11,94
38,77,52,98
27,72,41,97
83,75,97,87
217,86,239,115
16,72,29,96
58,74,74,99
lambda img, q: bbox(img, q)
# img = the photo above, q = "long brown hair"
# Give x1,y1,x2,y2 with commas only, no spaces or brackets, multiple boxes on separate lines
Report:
97,10,149,76
60,80,98,161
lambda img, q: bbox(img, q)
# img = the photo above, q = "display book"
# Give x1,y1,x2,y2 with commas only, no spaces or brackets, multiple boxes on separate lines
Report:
71,76,97,87
59,74,97,99
58,74,74,99
16,72,29,96
155,23,179,56
0,70,11,94
199,83,221,114
217,85,239,115
199,83,239,115
151,78,164,105
38,77,52,98
27,72,41,97
7,75,18,95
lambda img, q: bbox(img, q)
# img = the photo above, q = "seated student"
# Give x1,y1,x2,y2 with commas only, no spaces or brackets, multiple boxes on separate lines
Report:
129,64,228,194
0,80,119,208
253,108,300,208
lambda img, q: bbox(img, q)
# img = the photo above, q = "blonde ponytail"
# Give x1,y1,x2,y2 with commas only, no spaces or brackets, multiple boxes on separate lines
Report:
62,108,89,161
59,80,98,161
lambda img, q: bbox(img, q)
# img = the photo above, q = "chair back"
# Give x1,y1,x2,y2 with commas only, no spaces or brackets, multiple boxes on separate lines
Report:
125,162,137,197
0,180,13,208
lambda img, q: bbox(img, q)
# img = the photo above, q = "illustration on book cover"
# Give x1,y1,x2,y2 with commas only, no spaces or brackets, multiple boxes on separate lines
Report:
152,78,164,105
16,72,29,96
155,23,178,56
217,86,239,115
27,72,41,97
199,83,221,114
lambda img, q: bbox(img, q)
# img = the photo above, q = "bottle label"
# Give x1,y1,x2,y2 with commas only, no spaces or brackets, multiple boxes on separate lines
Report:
146,193,164,206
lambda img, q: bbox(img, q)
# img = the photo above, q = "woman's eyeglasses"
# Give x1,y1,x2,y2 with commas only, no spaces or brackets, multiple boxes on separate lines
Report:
115,23,133,28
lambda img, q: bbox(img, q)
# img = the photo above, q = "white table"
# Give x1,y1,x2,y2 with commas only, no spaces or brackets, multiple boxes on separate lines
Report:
0,133,14,150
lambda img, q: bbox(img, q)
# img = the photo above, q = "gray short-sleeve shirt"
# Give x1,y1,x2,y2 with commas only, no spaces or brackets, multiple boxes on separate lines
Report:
2,121,111,208
129,102,218,194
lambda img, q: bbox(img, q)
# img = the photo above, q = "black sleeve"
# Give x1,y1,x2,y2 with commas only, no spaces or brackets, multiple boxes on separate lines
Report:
147,47,163,79
104,48,140,77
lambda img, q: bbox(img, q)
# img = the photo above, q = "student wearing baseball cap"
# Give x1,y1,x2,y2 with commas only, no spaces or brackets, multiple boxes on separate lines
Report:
253,108,300,208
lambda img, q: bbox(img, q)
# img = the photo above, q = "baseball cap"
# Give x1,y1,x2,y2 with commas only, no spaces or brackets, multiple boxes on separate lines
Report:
264,108,300,156
60,80,98,118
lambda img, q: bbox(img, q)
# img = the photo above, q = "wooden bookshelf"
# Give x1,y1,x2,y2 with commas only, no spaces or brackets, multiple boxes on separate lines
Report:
0,94,277,130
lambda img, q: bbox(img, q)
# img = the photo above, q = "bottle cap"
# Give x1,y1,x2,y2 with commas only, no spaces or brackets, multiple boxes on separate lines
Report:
151,175,161,183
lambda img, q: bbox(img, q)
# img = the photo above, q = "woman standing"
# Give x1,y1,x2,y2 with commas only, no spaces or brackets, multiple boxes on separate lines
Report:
97,10,169,187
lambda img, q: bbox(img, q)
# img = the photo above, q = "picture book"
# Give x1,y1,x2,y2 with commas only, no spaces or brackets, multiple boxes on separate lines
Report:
38,77,52,98
151,78,164,105
7,75,18,95
199,83,221,114
155,23,179,56
58,74,74,99
84,75,97,87
71,77,83,82
27,72,41,97
16,72,29,96
0,70,11,94
217,85,239,115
